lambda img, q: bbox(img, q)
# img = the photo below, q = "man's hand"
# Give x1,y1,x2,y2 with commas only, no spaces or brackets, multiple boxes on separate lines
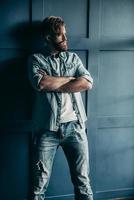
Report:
37,69,47,76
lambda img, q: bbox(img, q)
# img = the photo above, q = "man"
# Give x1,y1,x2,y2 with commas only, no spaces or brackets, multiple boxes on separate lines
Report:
28,16,94,200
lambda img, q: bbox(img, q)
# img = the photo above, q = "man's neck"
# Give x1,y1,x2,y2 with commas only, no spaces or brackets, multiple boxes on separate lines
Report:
46,45,60,56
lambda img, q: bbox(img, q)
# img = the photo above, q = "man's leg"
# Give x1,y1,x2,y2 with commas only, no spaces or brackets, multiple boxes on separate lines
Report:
61,121,93,200
31,130,59,200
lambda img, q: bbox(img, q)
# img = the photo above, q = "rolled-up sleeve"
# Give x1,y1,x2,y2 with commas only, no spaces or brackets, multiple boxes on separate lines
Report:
28,54,47,91
74,53,93,85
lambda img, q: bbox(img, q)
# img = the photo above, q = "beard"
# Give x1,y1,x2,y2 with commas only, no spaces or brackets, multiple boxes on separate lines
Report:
51,39,68,52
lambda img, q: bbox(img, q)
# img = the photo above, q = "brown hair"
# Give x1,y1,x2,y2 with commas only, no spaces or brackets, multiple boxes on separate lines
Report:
41,16,65,39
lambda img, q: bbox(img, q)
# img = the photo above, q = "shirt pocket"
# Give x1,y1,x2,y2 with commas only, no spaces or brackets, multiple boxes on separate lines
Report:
64,63,76,76
41,64,51,76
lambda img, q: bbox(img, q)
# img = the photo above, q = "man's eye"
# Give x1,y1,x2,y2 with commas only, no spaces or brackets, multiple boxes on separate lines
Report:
56,33,61,37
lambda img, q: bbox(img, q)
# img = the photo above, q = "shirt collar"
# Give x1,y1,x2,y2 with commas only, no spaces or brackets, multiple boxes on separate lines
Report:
44,46,66,59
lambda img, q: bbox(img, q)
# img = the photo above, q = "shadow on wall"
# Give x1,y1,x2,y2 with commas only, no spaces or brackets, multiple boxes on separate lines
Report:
0,21,44,121
12,21,45,49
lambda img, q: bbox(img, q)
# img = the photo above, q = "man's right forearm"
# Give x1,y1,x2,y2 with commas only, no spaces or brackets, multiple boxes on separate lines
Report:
39,75,75,91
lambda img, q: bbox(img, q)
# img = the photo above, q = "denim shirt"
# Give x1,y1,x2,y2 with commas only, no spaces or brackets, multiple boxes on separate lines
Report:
28,49,93,133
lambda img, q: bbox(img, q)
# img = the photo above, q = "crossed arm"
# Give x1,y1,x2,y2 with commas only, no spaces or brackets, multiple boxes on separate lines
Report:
38,69,93,93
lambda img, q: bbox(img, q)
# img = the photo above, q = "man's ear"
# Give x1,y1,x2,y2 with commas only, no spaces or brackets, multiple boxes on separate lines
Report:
45,35,51,42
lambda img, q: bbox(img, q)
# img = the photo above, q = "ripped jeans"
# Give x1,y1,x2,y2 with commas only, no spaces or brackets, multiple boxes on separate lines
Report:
31,120,93,200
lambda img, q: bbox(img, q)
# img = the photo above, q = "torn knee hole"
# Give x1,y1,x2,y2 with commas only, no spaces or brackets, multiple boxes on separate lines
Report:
36,160,49,175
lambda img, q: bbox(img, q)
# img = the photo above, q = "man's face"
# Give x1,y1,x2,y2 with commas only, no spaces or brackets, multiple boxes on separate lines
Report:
49,25,68,52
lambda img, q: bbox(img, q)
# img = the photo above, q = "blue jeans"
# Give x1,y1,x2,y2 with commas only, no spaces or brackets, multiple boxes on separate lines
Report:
31,120,93,200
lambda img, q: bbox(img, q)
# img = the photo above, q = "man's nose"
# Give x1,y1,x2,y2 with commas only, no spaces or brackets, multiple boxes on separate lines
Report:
63,34,67,41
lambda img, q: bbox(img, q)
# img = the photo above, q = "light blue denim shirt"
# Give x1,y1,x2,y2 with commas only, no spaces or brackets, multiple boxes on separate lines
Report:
28,49,93,133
